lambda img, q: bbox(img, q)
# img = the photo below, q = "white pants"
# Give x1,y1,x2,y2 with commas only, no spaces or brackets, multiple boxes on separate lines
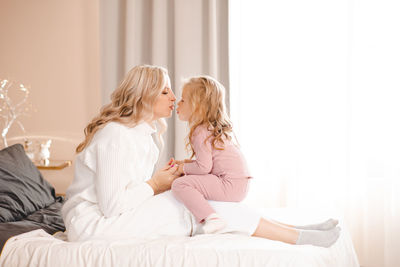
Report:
65,191,261,242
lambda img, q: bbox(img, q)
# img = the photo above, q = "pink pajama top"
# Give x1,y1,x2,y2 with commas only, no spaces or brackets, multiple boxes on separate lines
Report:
183,126,252,179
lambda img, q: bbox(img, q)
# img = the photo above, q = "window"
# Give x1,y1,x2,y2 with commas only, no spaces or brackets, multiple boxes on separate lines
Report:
229,1,400,265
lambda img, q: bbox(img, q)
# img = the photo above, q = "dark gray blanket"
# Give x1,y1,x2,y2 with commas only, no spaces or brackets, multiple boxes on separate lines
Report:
0,144,65,252
0,197,65,251
0,144,56,223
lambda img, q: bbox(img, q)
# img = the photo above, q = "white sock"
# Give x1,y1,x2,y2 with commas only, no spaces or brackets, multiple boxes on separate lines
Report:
202,213,227,234
295,218,339,231
296,227,341,248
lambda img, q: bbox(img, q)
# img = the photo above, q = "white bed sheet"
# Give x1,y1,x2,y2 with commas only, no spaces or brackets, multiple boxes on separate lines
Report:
0,208,360,267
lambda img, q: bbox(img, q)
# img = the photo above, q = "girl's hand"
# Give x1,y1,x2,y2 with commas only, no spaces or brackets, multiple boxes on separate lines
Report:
174,159,193,165
172,163,184,177
170,163,184,176
177,163,184,175
147,163,179,195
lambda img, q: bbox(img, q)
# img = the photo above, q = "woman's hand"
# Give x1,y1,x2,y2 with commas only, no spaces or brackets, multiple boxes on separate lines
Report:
146,159,179,195
165,158,193,177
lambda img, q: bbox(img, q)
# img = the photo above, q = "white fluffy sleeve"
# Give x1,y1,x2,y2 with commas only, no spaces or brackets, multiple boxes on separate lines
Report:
95,136,154,218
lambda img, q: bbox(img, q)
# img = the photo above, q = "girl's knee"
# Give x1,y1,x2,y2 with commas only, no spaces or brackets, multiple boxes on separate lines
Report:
171,177,186,192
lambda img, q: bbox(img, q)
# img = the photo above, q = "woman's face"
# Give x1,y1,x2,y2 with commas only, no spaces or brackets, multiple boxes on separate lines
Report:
152,79,176,120
176,87,192,121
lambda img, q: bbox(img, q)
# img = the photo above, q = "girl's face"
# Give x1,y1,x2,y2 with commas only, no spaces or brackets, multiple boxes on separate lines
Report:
152,78,176,120
176,87,192,121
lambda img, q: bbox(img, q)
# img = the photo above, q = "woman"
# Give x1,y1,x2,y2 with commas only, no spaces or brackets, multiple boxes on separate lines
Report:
62,65,340,247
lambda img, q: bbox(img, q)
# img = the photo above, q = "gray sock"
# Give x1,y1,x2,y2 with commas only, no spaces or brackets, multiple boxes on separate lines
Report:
295,218,338,231
296,227,341,248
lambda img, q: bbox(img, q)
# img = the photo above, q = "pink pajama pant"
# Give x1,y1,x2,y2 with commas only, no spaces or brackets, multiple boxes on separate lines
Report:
171,174,249,223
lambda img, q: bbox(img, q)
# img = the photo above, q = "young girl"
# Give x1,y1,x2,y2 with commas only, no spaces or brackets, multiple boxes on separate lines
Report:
172,76,252,234
171,77,341,247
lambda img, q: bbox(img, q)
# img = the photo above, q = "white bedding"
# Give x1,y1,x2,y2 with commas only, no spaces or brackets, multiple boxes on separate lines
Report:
0,209,360,267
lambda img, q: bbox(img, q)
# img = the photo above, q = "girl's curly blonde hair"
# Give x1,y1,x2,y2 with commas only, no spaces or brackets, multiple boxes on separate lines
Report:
183,76,234,158
76,65,169,153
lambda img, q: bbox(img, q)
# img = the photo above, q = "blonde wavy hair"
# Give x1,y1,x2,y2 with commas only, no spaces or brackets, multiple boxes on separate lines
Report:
183,76,234,158
76,65,169,153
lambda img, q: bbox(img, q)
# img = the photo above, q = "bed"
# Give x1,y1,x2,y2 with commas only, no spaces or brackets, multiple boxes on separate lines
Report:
0,144,360,267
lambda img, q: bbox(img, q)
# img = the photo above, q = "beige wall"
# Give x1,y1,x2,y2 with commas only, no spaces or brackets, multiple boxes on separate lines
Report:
0,0,101,194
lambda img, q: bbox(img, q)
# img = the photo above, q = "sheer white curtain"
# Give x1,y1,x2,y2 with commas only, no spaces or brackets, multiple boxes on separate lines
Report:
99,0,229,166
229,1,400,267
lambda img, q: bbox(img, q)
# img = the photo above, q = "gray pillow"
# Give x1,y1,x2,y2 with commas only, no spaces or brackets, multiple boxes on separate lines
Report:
0,144,56,222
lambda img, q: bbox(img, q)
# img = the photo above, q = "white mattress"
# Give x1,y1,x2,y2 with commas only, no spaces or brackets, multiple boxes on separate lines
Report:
0,208,360,267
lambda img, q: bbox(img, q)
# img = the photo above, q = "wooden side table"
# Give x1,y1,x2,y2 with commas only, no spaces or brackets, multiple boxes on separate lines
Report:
35,160,72,197
35,160,72,170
